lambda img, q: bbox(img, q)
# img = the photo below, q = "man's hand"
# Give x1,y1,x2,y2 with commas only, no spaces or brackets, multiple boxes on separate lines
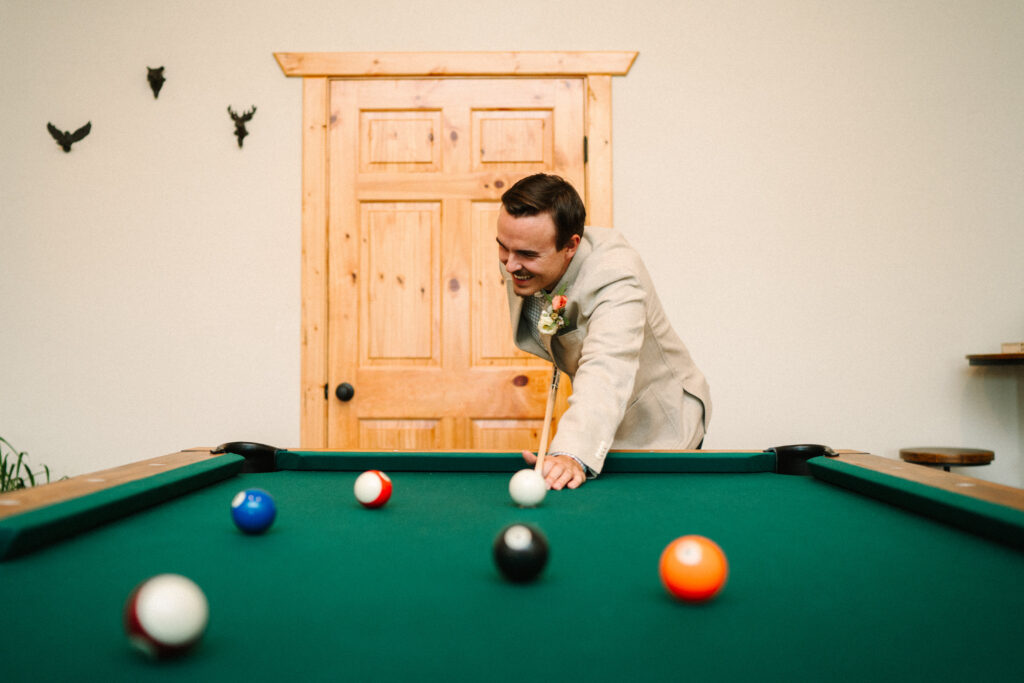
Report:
521,451,585,490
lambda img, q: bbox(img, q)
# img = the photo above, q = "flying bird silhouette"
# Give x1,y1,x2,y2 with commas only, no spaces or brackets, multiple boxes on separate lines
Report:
147,66,166,98
47,121,91,152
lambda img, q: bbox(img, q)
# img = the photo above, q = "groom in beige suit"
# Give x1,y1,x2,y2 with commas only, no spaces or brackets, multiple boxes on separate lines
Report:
498,174,711,490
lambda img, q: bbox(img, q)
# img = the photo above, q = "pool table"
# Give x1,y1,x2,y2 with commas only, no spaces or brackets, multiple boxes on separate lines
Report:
2,445,1023,682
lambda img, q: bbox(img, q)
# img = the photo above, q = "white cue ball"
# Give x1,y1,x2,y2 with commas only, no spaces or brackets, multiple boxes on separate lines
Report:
509,468,547,507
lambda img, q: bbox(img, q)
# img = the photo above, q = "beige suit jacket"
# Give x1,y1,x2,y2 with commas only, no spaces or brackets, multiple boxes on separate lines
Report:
504,227,712,474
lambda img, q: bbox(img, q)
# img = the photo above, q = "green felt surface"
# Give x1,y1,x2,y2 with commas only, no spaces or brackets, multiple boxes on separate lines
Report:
3,466,1023,682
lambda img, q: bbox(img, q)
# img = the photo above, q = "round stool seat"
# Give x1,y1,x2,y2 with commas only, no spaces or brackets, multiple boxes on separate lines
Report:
899,447,994,472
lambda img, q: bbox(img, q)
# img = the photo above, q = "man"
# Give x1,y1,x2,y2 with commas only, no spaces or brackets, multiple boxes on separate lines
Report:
497,173,711,490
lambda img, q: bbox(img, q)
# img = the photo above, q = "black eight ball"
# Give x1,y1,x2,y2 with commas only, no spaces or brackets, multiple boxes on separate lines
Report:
493,523,549,583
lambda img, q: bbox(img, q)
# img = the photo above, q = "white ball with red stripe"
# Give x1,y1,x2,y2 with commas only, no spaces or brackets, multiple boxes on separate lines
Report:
354,470,392,508
124,574,209,658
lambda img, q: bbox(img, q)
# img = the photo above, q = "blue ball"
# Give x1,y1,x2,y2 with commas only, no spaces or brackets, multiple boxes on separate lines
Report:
230,488,276,534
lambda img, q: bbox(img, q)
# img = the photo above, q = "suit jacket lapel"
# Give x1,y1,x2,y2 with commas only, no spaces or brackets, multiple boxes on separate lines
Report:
540,328,554,360
508,285,524,329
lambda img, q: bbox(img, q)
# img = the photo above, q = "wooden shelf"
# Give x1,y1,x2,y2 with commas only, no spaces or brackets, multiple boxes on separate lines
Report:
966,353,1024,366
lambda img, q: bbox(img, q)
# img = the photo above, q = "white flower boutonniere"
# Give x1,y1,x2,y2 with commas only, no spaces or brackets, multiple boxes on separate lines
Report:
537,288,569,336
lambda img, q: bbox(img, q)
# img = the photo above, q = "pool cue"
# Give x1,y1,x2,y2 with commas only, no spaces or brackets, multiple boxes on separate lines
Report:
534,366,561,474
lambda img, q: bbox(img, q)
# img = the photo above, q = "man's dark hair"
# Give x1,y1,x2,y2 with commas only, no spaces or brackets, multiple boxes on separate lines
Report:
500,174,586,249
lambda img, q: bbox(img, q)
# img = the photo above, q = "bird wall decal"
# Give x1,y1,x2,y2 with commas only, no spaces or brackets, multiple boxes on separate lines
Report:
227,105,256,148
47,122,91,152
147,67,166,98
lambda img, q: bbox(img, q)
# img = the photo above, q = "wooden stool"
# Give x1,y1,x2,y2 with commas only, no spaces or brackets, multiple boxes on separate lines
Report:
899,447,994,472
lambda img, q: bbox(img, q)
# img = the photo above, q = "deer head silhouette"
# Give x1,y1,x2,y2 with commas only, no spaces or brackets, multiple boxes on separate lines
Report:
227,106,256,148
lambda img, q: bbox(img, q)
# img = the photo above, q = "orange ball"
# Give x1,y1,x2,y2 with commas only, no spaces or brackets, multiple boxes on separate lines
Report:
659,535,728,602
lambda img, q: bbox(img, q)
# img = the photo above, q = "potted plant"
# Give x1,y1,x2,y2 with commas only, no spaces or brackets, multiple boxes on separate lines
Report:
1,436,53,493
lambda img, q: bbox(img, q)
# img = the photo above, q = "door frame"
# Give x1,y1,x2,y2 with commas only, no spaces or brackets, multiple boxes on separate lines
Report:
275,51,637,447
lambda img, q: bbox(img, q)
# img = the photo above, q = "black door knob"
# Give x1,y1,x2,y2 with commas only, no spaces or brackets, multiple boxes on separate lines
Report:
335,383,355,401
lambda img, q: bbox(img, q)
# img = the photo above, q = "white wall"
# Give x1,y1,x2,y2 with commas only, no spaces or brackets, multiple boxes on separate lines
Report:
2,0,1022,486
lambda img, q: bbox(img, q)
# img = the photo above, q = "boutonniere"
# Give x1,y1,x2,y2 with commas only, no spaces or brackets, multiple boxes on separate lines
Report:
537,286,569,336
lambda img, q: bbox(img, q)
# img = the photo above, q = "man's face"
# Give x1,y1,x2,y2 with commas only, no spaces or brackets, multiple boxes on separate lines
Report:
496,207,580,297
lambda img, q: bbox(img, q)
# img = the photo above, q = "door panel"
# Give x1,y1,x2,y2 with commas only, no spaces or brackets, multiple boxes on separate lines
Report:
326,78,583,449
360,202,440,365
471,202,524,365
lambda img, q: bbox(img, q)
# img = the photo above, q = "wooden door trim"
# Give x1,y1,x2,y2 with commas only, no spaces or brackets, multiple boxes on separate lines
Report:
275,51,637,77
300,77,330,447
584,75,615,230
278,52,635,447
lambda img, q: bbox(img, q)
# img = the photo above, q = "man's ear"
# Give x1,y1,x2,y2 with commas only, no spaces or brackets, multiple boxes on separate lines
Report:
564,234,581,258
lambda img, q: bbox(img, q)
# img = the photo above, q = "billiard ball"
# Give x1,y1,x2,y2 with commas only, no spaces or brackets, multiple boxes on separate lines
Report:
124,574,209,658
354,470,392,508
659,535,728,602
493,523,549,583
509,468,547,507
230,488,277,534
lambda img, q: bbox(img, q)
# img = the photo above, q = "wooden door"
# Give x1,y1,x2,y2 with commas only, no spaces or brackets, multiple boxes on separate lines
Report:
276,51,637,449
326,78,583,449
